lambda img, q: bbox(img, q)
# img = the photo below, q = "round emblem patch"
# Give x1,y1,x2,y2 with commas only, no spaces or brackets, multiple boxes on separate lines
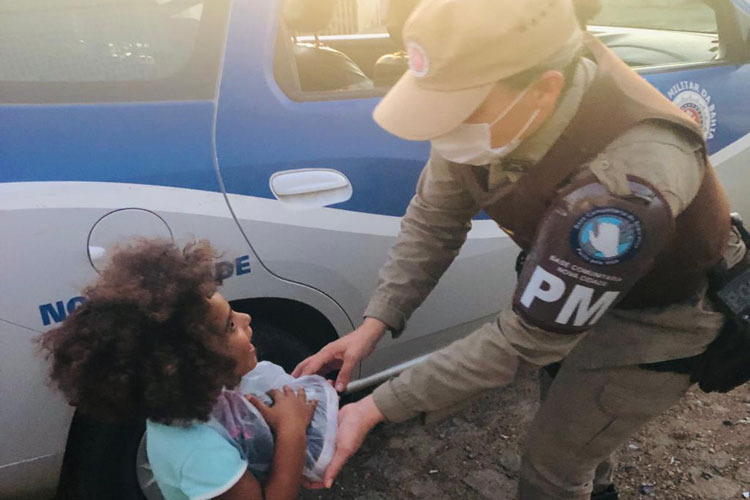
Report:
406,41,429,78
570,207,643,265
667,81,717,140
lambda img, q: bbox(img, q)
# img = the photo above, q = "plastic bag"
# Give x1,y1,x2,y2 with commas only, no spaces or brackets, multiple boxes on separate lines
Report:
236,361,339,482
206,390,276,480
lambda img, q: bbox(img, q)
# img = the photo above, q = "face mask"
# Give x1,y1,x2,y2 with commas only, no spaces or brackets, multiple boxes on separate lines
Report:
431,85,541,166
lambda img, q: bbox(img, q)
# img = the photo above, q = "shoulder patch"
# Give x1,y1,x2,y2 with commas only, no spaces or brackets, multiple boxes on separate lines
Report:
513,175,674,334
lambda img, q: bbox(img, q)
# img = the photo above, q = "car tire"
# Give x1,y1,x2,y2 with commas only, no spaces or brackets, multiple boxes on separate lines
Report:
57,413,147,500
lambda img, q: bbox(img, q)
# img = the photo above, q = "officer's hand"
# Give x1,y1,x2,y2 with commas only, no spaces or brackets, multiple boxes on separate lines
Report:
292,318,387,392
320,395,385,488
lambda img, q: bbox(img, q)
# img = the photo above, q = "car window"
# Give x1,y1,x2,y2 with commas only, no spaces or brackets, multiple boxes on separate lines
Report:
275,0,723,101
0,0,230,103
275,0,409,101
591,0,717,33
588,0,720,68
321,0,389,35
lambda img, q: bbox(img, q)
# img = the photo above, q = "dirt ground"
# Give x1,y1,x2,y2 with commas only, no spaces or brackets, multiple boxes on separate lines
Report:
301,366,750,500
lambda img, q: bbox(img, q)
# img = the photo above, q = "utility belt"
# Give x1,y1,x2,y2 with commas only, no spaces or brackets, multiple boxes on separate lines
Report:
642,213,750,393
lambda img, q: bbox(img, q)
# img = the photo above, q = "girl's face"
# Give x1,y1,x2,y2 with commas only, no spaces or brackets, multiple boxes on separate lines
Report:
208,292,257,377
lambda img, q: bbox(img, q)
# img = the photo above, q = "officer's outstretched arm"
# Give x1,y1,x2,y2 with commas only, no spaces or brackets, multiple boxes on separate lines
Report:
293,153,481,388
372,175,674,423
364,152,481,335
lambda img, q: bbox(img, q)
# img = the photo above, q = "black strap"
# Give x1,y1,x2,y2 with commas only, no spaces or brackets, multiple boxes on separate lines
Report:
731,213,750,246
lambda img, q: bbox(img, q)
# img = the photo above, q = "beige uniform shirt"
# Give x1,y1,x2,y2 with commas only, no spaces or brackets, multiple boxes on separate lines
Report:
366,58,736,423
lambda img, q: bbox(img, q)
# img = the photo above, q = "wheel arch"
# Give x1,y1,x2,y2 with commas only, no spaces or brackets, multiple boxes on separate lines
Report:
228,297,340,353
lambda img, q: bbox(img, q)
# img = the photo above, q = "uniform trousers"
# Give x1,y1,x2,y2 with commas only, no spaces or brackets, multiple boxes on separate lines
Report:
519,362,692,499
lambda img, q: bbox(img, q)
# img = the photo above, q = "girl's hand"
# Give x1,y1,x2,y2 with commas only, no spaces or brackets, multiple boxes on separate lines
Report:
247,386,317,436
244,387,316,500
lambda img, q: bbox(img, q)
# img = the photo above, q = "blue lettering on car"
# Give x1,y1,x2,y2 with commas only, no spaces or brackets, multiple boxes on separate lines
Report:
236,255,251,276
39,256,252,325
39,296,85,326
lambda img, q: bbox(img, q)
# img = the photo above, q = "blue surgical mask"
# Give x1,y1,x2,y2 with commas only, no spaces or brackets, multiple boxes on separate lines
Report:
431,85,540,166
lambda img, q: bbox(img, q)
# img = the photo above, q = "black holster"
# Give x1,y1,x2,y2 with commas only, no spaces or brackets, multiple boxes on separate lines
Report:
643,214,750,393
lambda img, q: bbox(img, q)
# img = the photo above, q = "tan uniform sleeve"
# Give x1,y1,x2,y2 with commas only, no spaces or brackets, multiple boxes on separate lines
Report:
363,152,481,334
372,123,707,424
587,122,705,217
373,309,587,423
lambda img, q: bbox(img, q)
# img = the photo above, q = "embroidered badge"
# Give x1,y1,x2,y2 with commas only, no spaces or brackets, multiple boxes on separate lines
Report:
570,207,643,265
406,41,429,78
667,81,718,140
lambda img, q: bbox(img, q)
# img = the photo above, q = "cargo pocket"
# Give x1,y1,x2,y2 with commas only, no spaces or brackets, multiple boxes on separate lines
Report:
595,368,691,418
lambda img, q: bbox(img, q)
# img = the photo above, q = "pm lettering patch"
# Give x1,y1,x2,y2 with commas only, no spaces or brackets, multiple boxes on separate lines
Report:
519,265,620,328
512,176,673,334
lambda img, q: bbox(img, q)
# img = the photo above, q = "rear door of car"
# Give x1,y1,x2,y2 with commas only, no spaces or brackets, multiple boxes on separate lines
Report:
216,0,750,383
215,0,511,381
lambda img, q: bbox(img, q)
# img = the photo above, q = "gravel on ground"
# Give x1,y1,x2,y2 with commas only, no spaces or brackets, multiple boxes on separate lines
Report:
302,365,750,500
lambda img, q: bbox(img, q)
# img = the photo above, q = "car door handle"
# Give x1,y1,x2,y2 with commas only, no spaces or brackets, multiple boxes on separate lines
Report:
270,169,352,208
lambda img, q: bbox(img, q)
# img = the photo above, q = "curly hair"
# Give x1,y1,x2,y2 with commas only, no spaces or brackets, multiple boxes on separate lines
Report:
38,239,240,424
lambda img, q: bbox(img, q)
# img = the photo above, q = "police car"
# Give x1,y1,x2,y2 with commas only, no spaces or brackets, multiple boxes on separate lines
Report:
1,0,749,498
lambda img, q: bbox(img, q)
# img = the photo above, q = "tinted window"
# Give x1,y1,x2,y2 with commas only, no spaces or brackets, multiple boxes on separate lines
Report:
276,0,722,101
322,0,389,35
0,0,230,103
588,0,719,68
276,0,407,99
591,0,716,33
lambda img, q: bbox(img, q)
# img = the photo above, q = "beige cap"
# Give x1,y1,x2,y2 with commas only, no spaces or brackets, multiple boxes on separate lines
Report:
374,0,583,141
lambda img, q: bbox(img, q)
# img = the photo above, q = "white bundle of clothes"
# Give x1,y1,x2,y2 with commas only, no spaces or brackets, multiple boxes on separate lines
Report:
208,361,339,482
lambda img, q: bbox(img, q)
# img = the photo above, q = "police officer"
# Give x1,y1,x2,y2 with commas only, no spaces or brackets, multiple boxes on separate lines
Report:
294,0,744,498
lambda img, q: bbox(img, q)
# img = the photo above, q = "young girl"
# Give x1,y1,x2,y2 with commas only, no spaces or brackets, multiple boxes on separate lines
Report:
39,239,323,500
